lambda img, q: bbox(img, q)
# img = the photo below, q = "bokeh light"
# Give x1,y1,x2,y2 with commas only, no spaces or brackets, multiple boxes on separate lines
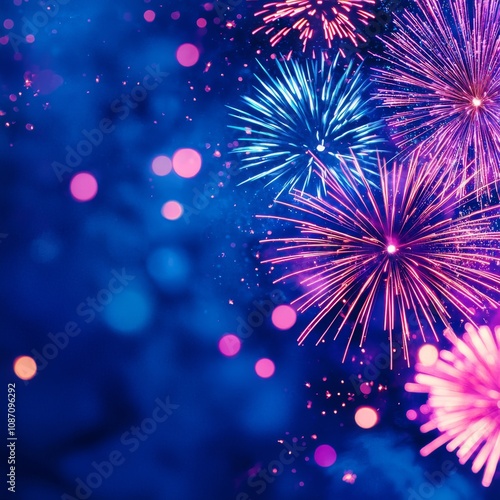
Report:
146,247,190,291
162,201,183,221
271,305,297,330
360,382,371,395
417,344,439,366
255,358,275,378
103,288,153,334
172,148,202,178
30,234,61,263
218,334,241,357
314,444,337,467
4,2,483,498
13,355,37,381
406,409,418,421
144,10,156,22
70,172,98,202
176,43,200,67
342,471,357,484
354,406,379,429
151,155,172,176
420,404,430,415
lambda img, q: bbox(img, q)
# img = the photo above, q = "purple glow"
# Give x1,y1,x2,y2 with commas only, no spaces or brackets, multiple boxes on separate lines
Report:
314,444,337,467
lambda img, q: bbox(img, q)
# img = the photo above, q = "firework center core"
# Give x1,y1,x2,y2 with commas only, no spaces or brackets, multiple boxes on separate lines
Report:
472,97,482,107
316,144,326,152
387,244,397,254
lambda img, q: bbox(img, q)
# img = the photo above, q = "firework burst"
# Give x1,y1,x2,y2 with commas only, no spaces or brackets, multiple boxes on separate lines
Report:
258,152,500,365
253,0,376,57
406,324,500,487
374,0,500,194
228,55,384,197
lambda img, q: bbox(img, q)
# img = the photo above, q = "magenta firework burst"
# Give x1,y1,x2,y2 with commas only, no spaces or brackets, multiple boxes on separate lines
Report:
259,152,500,366
253,0,376,57
374,0,500,194
406,324,500,487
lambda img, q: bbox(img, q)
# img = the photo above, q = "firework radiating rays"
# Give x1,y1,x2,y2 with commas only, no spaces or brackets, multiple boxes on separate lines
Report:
228,54,384,197
258,152,500,366
374,0,500,195
406,324,500,487
253,0,376,57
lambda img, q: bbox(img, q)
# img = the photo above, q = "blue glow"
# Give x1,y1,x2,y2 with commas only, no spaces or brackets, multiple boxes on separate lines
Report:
147,247,190,291
103,288,153,334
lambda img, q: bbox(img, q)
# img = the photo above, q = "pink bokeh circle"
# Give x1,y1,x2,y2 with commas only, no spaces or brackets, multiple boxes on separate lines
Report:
161,201,183,221
255,358,275,378
271,305,297,330
70,172,98,202
172,148,202,178
218,334,241,357
314,444,337,467
176,43,200,67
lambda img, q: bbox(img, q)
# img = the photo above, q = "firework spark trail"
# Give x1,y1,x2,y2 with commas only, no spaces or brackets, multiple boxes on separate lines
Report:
228,54,384,197
406,324,500,487
258,152,500,366
373,0,500,195
253,0,376,57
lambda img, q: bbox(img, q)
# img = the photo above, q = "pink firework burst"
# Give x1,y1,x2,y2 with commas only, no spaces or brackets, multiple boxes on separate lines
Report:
258,152,500,366
406,324,500,487
253,0,376,57
374,0,500,195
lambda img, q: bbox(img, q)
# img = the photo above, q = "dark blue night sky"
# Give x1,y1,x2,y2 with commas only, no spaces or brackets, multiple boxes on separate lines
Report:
1,1,499,499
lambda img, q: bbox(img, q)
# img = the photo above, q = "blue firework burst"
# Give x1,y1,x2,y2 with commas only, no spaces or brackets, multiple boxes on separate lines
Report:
228,54,385,197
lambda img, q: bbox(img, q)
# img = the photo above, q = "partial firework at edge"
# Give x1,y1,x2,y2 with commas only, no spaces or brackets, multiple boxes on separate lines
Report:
252,0,377,58
258,151,500,366
373,0,500,195
406,324,500,487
